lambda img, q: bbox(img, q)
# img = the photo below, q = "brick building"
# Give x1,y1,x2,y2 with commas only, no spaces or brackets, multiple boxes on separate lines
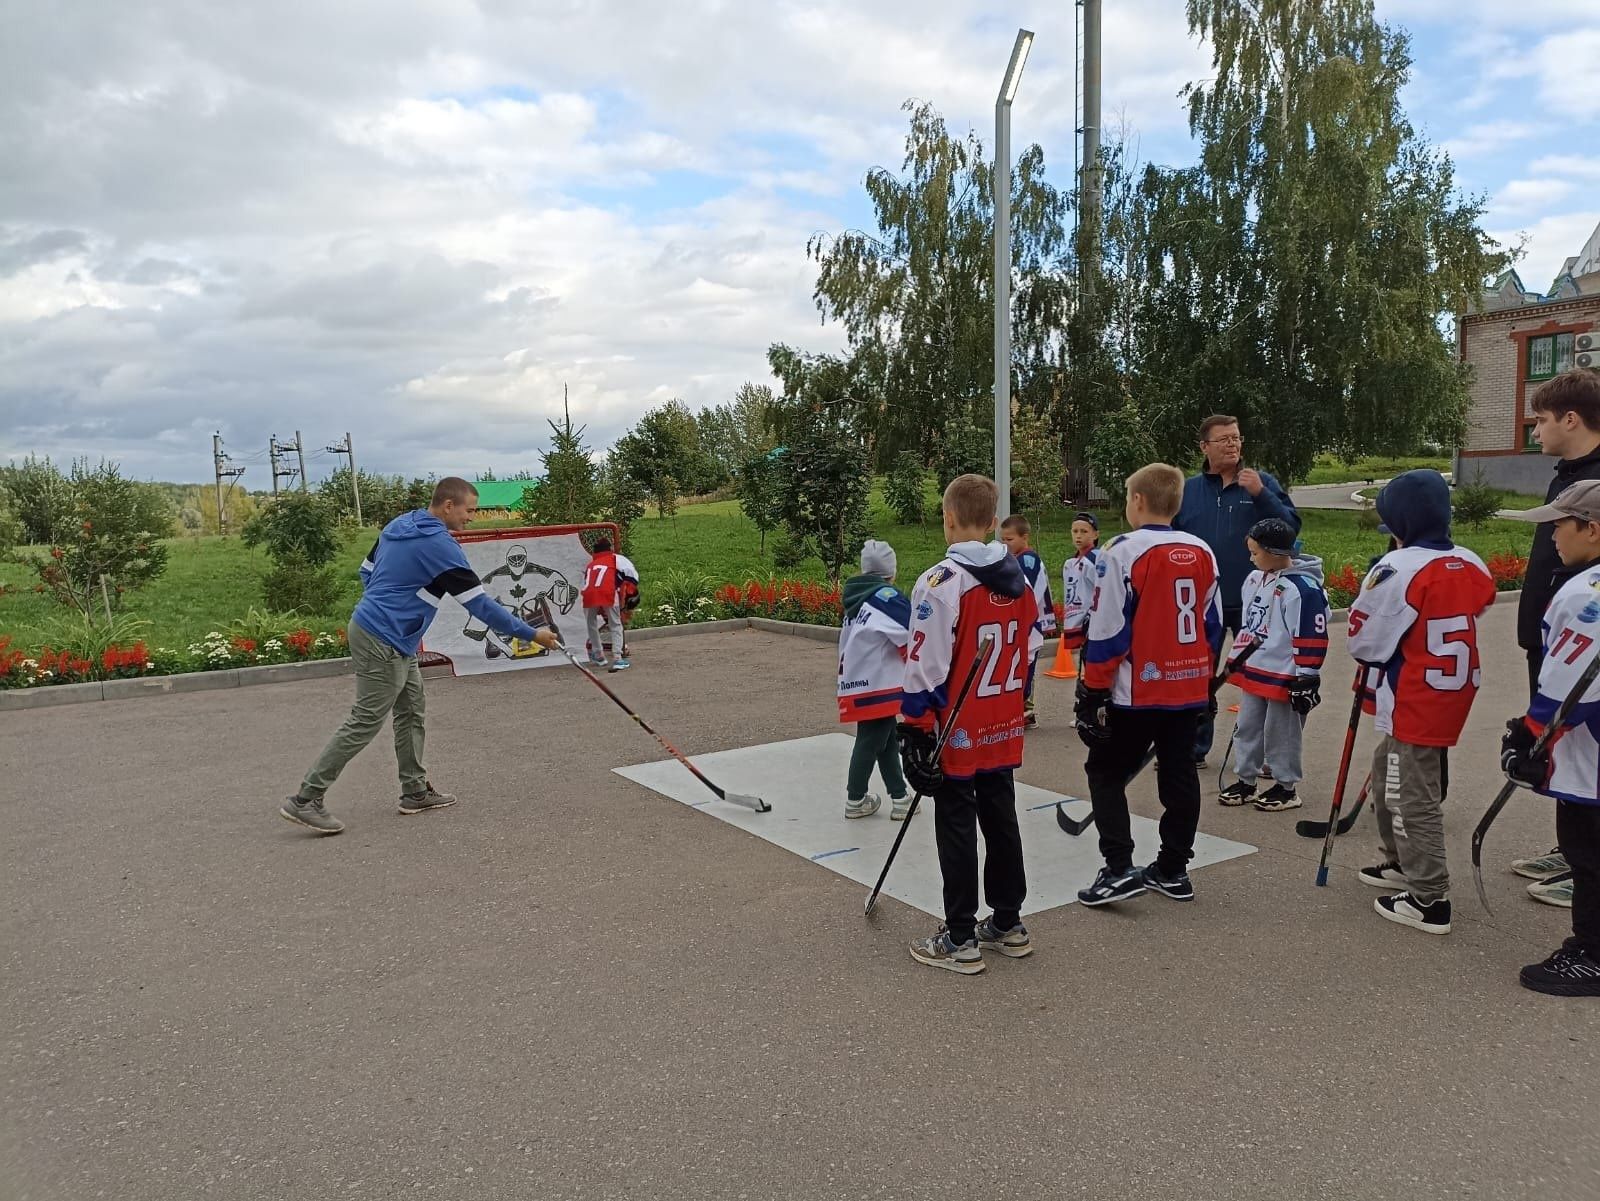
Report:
1456,220,1600,493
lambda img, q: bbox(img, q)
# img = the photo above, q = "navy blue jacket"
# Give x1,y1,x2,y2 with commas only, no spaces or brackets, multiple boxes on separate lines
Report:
1173,468,1300,620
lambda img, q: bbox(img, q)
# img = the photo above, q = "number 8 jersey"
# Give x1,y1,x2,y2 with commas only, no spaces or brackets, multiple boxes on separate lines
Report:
901,542,1042,778
1346,545,1495,747
1084,526,1224,709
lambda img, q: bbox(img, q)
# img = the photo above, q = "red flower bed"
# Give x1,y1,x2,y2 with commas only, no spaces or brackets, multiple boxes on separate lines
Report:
1486,552,1528,591
715,577,843,625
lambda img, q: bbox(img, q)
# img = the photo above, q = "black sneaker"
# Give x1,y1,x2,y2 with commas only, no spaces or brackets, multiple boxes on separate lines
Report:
1078,865,1147,907
1520,946,1600,997
1217,780,1256,806
1253,784,1301,812
278,795,344,835
1139,862,1195,901
398,784,458,815
1375,892,1451,935
1357,861,1407,888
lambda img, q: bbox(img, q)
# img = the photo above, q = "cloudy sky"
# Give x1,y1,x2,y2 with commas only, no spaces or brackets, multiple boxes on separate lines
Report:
2,0,1596,484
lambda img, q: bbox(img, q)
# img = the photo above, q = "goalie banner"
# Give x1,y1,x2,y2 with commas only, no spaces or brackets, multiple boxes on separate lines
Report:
419,523,619,676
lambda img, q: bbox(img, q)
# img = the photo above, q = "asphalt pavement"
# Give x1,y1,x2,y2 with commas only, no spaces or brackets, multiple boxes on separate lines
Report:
4,603,1597,1201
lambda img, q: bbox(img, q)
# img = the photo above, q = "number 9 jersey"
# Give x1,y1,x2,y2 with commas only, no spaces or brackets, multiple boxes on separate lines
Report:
1346,545,1495,747
901,543,1043,778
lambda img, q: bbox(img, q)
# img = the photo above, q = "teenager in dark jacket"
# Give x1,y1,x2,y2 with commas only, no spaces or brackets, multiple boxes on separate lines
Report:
1507,368,1600,900
1173,414,1300,762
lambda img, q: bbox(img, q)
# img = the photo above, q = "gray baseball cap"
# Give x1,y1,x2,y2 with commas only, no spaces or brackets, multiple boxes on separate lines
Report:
1510,479,1600,524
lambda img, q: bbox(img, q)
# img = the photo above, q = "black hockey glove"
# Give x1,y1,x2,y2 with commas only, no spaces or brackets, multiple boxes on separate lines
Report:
1287,673,1321,716
898,724,942,795
1500,718,1548,788
1074,682,1113,748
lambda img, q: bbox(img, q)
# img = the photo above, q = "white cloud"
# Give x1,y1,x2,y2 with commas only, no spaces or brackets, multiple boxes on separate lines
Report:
1492,178,1578,215
1488,212,1600,293
1441,120,1539,159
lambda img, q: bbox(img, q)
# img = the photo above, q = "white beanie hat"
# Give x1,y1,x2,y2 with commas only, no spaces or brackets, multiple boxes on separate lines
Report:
860,539,897,579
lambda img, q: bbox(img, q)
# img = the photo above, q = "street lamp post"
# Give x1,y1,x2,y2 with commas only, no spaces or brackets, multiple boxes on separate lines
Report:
994,28,1033,519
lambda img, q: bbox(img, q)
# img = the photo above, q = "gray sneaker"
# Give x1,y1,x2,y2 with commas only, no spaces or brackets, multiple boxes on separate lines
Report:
975,916,1033,958
908,926,985,975
398,784,458,815
279,795,344,835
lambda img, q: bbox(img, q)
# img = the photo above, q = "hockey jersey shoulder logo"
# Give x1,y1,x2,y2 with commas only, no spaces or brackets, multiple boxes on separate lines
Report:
1363,564,1397,591
876,586,899,601
927,565,955,588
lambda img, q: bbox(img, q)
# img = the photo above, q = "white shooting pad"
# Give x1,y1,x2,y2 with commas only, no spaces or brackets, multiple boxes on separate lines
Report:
614,733,1257,918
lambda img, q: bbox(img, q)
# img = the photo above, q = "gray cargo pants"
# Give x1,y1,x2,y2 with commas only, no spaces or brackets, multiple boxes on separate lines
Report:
299,619,427,801
1371,735,1450,904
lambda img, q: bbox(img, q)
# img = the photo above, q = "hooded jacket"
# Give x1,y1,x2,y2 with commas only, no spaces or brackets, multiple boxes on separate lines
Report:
1347,471,1495,747
900,542,1041,778
837,573,910,723
1233,554,1329,703
1173,466,1299,622
353,511,540,656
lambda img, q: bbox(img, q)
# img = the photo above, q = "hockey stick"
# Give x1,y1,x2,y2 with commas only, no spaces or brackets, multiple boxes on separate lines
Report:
1314,667,1368,886
863,635,994,917
552,641,771,813
1471,653,1600,914
1294,772,1369,839
1056,635,1262,837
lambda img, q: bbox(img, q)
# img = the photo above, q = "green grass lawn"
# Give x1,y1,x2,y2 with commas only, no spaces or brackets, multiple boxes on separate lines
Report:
1298,453,1451,486
1,489,1534,648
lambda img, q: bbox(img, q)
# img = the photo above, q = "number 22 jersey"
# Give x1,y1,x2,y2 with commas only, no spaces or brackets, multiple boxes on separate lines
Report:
1346,545,1494,747
901,542,1042,778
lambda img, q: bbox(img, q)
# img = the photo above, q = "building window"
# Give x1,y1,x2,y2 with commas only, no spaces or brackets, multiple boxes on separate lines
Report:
1523,421,1541,453
1528,332,1576,380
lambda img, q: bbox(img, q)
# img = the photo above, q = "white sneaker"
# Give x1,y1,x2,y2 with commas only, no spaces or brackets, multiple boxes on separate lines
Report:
890,794,914,821
1528,873,1574,908
1511,849,1569,881
845,793,882,819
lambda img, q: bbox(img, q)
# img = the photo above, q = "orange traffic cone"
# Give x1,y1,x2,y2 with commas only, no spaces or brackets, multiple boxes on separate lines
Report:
1044,604,1078,680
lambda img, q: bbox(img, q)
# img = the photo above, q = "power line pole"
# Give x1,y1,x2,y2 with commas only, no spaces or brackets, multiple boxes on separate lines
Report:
212,433,246,535
325,431,362,524
270,434,301,493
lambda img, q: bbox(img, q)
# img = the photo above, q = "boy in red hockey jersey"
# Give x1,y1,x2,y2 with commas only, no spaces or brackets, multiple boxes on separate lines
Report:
580,537,629,673
899,474,1042,974
1348,470,1495,935
1076,463,1224,906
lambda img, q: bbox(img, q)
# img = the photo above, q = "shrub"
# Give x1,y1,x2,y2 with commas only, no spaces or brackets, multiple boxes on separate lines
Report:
243,492,340,567
770,527,811,570
654,571,719,624
1451,472,1503,531
21,460,171,623
884,450,929,526
261,551,345,615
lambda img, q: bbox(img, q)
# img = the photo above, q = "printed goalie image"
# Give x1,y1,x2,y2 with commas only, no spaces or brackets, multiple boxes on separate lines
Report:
460,542,578,660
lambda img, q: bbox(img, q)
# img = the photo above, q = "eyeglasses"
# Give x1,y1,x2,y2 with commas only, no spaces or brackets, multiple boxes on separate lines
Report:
1205,435,1244,446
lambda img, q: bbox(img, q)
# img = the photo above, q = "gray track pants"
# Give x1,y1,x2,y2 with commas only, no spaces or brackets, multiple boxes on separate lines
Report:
1372,735,1450,905
1231,693,1304,786
584,605,622,661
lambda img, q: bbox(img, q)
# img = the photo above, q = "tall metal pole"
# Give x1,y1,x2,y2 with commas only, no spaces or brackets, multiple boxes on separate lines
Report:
294,429,308,492
994,29,1033,520
268,436,280,496
1080,0,1103,295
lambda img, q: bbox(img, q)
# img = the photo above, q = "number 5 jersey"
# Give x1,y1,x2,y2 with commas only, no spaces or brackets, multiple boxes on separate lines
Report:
901,542,1042,778
1346,545,1495,747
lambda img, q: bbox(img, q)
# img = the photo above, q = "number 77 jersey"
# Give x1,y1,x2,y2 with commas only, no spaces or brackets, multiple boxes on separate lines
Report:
1346,545,1495,747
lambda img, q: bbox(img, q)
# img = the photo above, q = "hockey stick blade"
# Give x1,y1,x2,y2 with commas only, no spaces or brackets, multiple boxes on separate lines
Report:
1294,775,1369,839
1055,801,1094,836
722,791,772,813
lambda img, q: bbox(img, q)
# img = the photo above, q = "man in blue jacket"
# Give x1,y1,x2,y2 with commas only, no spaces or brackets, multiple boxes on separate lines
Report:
1173,414,1300,763
279,477,559,834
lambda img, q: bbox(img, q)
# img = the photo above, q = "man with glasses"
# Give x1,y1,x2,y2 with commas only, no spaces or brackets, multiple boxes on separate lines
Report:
1173,414,1300,765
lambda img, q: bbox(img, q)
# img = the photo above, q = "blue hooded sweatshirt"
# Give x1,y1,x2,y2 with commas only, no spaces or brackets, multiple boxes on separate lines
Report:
1375,469,1454,550
352,510,540,656
1173,466,1300,621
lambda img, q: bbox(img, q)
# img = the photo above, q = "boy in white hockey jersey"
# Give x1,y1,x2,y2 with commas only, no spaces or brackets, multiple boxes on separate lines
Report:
1348,470,1495,936
1502,480,1600,996
838,539,912,819
1000,515,1055,727
1060,513,1101,672
1217,517,1329,811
